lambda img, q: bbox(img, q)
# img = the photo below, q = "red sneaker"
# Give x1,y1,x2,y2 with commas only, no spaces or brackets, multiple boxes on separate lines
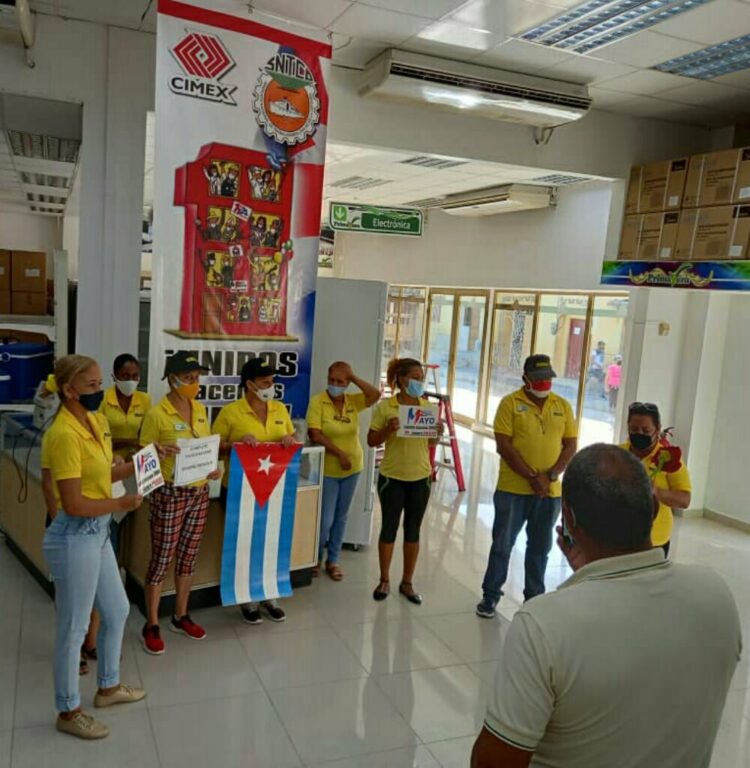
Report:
142,624,165,655
169,614,206,640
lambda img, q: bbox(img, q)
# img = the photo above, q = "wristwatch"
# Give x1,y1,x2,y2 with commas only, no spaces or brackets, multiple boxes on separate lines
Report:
549,471,559,482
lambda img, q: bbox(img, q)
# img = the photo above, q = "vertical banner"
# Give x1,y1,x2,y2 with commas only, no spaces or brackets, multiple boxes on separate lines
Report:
151,0,331,420
220,443,302,606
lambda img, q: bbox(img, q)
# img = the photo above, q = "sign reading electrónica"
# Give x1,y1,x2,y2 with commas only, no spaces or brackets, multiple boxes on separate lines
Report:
329,202,423,236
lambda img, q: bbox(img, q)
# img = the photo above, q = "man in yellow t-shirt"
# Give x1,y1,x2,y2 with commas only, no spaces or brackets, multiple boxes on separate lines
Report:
477,355,578,619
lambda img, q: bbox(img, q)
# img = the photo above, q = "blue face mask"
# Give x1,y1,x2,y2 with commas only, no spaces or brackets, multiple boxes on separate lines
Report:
406,379,424,398
327,385,346,398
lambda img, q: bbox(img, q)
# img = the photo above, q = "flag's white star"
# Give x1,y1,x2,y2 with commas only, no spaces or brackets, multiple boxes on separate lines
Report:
258,455,274,475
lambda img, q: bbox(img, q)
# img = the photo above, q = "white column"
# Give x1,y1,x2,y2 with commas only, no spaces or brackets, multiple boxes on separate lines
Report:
76,27,155,367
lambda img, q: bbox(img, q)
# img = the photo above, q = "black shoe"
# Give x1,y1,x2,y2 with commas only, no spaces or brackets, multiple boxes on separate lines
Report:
261,600,286,622
399,582,423,605
373,580,390,601
240,604,263,625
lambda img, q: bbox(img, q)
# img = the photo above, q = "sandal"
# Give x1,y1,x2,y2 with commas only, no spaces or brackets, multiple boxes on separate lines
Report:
81,645,98,661
79,654,89,676
312,563,321,578
325,562,344,581
399,581,423,606
373,579,390,602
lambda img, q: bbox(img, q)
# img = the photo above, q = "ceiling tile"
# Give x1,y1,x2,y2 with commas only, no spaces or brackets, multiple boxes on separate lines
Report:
713,69,750,90
540,56,637,85
603,95,732,127
331,33,388,68
330,4,433,45
251,0,353,27
653,0,750,45
415,19,503,52
588,87,642,107
356,0,467,19
595,69,689,95
474,38,574,72
594,31,705,69
500,0,570,36
658,80,750,106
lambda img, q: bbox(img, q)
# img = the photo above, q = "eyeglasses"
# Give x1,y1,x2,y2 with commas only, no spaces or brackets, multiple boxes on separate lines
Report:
628,402,659,414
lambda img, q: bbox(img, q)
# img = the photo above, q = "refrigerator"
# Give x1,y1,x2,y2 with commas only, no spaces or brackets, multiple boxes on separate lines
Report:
310,277,388,548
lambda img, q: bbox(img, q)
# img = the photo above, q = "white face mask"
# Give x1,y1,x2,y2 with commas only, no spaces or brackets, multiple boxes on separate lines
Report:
115,379,138,397
525,386,550,399
253,383,275,402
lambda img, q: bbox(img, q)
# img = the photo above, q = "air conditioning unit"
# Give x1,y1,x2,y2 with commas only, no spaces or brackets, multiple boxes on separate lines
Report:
0,0,34,57
360,49,591,129
441,184,554,217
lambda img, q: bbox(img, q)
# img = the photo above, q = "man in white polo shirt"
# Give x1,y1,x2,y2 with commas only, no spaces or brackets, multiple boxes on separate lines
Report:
472,444,741,768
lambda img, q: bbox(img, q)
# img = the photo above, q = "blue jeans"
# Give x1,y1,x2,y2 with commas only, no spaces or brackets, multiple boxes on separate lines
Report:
481,491,561,604
319,473,361,564
43,511,130,712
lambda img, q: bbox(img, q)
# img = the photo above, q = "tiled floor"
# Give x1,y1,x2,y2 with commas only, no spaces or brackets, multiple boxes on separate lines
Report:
1,429,749,767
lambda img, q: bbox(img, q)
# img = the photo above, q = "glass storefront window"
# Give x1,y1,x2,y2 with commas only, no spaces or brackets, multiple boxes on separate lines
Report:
381,287,427,383
453,295,487,420
580,295,629,447
486,293,536,422
425,293,456,395
534,294,589,416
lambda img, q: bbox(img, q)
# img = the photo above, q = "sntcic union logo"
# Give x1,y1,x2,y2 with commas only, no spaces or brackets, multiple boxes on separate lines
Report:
169,31,237,105
253,52,320,146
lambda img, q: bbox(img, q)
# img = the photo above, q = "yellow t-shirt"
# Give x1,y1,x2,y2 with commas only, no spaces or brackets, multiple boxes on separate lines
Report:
306,391,368,478
139,396,211,486
494,388,577,497
370,396,432,482
621,441,692,546
212,398,295,486
99,386,151,460
44,407,113,508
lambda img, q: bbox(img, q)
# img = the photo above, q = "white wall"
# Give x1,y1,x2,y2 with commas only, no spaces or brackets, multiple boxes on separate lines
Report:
333,182,616,290
0,210,61,253
705,295,750,524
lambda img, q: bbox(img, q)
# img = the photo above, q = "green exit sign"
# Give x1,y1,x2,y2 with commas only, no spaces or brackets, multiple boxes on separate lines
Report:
329,202,423,236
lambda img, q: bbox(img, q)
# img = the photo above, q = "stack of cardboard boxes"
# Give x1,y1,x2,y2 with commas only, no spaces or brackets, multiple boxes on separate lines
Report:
0,250,48,315
619,148,750,261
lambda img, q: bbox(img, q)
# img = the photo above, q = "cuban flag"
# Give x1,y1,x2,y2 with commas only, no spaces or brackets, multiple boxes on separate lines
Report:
220,442,302,606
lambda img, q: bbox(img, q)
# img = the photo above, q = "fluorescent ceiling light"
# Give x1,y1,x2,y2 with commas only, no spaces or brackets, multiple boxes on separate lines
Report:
653,34,750,79
518,0,715,54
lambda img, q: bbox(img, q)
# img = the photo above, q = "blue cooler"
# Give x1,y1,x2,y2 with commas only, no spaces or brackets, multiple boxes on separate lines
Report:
0,342,54,401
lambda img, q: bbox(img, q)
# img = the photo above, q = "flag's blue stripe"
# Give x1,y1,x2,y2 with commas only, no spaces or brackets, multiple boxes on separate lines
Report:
220,449,242,606
249,498,269,602
276,451,301,598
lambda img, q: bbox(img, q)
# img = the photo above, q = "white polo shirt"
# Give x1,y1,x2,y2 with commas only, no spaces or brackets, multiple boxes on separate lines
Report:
485,549,742,768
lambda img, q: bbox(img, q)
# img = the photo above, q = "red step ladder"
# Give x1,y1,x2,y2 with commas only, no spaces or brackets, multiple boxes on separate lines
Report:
424,364,466,492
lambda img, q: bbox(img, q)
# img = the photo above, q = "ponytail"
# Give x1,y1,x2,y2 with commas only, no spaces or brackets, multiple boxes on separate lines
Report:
386,357,422,391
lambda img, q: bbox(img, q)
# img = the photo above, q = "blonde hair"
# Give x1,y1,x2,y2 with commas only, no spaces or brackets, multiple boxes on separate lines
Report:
54,355,99,400
386,357,422,391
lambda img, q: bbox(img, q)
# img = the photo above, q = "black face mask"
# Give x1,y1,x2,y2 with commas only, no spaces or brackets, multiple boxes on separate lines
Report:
78,390,104,412
629,432,655,451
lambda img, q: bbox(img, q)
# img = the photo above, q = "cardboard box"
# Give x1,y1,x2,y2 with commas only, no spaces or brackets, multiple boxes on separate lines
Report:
11,251,46,293
626,159,688,214
675,205,750,261
11,291,47,315
0,250,10,291
618,212,681,261
0,290,9,314
684,148,750,208
625,166,642,214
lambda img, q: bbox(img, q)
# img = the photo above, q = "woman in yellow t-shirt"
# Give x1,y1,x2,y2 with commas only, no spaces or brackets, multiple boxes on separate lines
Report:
138,352,222,655
42,355,144,740
212,357,297,625
307,361,380,580
99,354,151,461
622,402,691,557
368,357,438,605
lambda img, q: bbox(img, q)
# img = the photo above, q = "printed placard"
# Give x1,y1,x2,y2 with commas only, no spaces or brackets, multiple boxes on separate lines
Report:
133,443,165,496
173,434,221,486
398,404,439,438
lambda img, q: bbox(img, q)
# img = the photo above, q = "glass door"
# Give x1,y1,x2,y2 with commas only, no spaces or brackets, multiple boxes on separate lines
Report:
425,291,488,423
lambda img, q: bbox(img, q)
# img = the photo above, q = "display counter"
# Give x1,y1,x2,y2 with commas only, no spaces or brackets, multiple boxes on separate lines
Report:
0,413,324,614
0,412,52,595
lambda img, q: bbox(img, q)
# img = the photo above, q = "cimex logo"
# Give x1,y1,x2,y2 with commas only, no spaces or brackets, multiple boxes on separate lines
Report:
169,31,237,106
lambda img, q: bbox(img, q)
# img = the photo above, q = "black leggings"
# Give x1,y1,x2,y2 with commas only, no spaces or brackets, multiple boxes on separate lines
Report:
377,475,431,544
661,541,670,558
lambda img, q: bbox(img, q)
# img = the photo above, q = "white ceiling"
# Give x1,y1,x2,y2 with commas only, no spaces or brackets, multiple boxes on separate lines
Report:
25,0,750,127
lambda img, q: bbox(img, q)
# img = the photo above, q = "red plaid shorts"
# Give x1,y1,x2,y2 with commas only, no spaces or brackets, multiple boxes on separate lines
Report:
146,484,210,585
